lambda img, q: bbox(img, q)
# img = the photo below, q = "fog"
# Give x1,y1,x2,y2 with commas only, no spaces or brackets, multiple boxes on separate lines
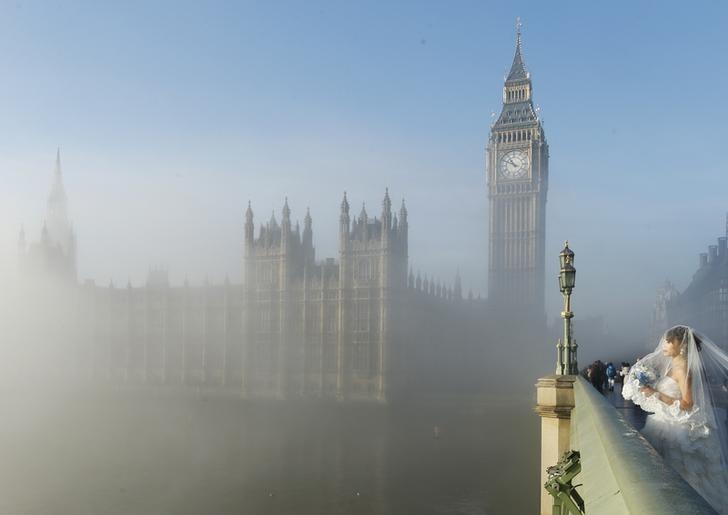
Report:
2,2,728,514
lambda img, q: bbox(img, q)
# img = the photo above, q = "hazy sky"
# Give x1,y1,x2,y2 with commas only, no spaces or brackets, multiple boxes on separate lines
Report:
2,1,728,333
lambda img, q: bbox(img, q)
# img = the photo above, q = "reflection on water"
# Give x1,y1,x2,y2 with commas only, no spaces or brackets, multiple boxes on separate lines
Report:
0,393,538,514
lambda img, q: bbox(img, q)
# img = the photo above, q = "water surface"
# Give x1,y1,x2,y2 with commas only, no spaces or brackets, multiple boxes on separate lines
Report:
0,392,539,514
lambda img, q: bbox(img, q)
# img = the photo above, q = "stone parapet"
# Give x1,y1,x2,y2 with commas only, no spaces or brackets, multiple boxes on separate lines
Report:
570,377,715,514
534,374,576,514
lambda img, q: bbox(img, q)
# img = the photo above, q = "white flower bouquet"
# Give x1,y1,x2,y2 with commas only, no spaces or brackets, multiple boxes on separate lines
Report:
629,362,659,387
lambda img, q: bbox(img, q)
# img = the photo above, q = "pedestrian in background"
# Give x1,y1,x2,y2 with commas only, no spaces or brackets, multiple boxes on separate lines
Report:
606,362,617,392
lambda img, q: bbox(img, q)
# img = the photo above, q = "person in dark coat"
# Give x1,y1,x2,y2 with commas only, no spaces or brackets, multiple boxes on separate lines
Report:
591,361,605,393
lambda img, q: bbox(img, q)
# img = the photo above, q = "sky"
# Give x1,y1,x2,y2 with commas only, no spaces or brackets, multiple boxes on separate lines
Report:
1,0,728,335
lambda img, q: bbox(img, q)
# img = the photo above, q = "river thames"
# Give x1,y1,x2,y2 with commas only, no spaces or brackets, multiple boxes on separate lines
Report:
0,391,539,514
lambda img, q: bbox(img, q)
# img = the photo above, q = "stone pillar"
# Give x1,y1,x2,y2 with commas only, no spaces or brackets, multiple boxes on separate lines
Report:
534,374,575,515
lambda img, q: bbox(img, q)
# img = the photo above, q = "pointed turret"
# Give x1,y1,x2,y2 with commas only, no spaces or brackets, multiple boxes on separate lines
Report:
496,18,536,122
399,199,408,227
340,191,350,217
340,192,350,251
281,198,291,233
358,202,369,242
280,199,291,253
303,207,314,263
244,201,254,254
381,188,392,231
304,207,312,238
398,198,408,258
46,148,73,255
49,148,66,205
282,197,291,225
506,18,528,83
304,206,312,225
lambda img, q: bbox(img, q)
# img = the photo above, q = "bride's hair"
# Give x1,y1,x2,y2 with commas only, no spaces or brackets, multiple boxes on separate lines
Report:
665,325,702,351
665,325,687,344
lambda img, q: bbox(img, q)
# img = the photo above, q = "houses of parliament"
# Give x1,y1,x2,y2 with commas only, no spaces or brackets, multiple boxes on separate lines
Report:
16,27,549,401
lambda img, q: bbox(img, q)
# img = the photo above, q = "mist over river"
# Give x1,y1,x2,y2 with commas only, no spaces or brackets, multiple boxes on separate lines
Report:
0,391,539,514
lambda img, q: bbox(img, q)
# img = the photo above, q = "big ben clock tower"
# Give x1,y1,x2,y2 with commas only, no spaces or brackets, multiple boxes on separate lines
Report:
487,21,548,317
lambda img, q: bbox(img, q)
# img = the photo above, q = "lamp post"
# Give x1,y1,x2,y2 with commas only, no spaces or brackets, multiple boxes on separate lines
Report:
556,242,577,375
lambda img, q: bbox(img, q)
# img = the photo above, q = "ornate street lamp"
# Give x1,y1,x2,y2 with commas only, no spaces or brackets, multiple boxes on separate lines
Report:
556,242,578,375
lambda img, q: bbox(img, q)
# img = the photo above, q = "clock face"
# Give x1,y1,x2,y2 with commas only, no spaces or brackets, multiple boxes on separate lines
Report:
498,150,529,180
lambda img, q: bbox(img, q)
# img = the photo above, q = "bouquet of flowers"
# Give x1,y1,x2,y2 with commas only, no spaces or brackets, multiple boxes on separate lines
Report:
629,362,659,387
622,361,659,405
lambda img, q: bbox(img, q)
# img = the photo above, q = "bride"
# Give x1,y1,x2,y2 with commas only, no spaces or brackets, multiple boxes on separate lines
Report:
622,325,728,513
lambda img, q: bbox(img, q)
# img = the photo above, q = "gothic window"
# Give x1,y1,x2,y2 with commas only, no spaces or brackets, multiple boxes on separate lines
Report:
258,264,274,286
356,302,369,331
357,259,371,281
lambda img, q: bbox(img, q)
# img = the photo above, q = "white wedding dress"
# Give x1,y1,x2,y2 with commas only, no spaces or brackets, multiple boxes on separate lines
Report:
624,370,728,513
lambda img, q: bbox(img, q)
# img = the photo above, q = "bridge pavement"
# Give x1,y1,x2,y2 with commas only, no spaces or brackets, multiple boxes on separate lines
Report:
602,383,648,430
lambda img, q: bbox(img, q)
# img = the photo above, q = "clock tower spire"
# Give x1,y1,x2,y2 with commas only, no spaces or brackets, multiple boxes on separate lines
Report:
486,20,548,318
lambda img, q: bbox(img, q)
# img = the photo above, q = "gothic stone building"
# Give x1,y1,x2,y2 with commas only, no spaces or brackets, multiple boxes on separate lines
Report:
19,154,478,402
18,29,543,400
660,215,728,349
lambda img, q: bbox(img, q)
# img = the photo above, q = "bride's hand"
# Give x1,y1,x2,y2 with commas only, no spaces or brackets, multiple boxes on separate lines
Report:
640,386,655,397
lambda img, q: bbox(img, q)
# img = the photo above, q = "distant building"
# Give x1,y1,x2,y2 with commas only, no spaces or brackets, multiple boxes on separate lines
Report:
650,280,680,343
487,22,549,318
17,149,77,283
662,215,728,348
17,27,550,400
20,154,485,402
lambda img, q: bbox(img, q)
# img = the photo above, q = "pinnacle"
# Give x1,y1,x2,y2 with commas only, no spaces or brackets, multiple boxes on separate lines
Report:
506,19,529,83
